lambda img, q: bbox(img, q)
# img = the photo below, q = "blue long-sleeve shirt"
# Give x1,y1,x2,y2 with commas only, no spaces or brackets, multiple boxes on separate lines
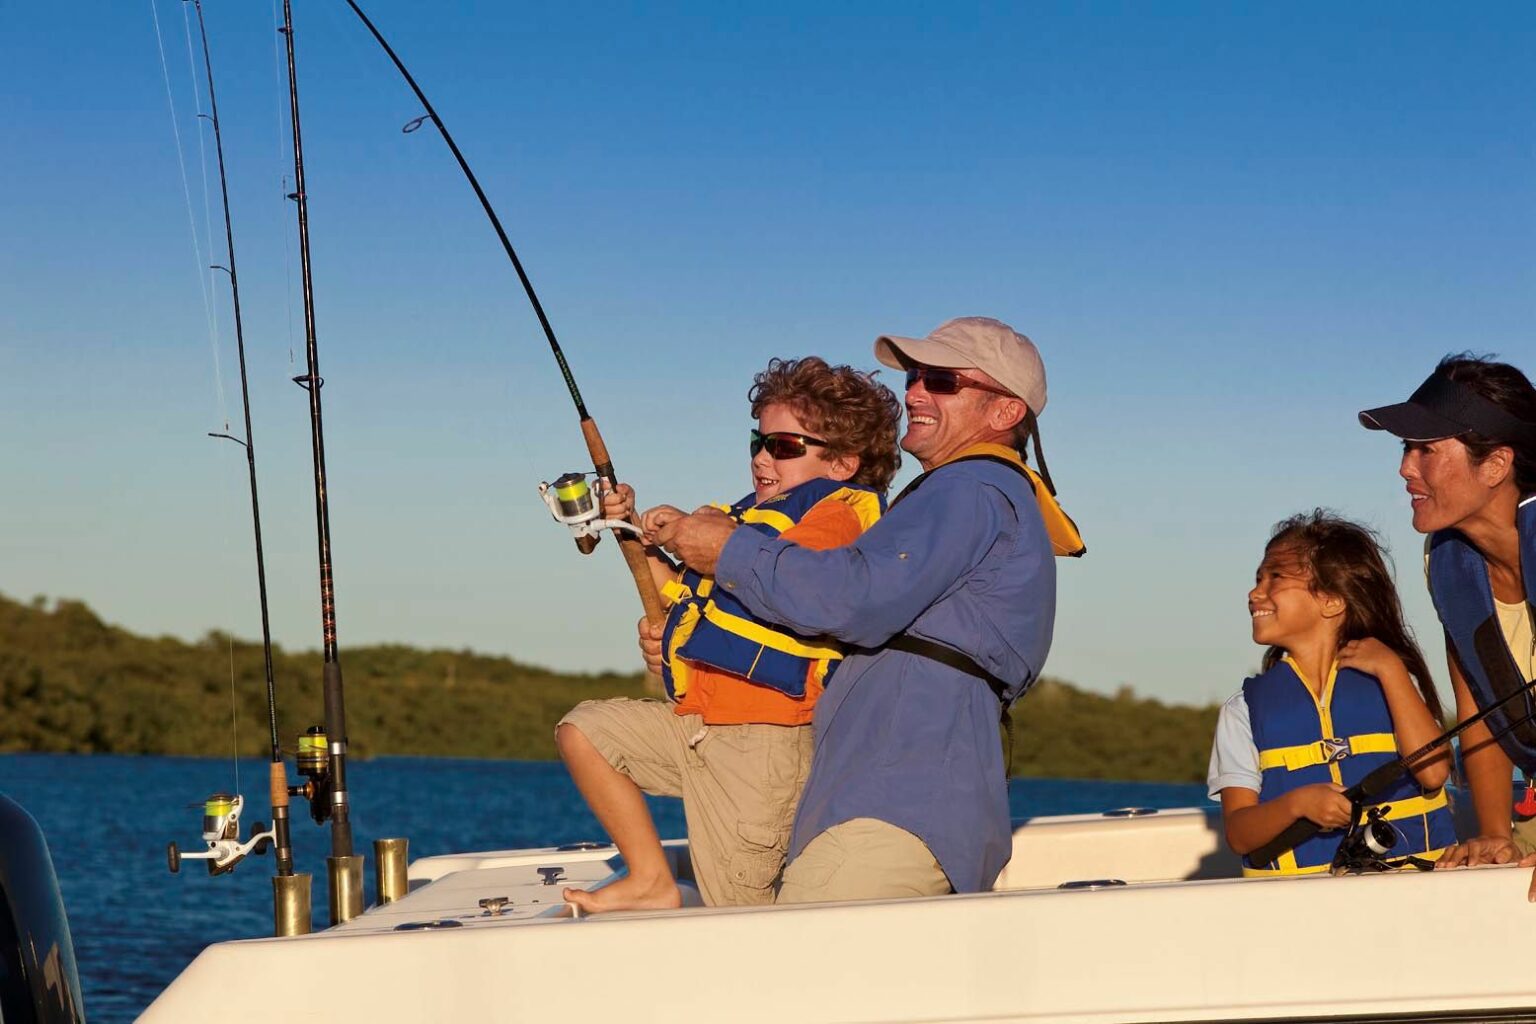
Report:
712,452,1057,892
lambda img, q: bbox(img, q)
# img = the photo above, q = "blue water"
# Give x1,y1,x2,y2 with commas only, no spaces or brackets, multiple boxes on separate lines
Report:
0,754,1206,1022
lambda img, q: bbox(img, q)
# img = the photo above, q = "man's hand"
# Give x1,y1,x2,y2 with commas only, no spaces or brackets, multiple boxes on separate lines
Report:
655,507,737,575
1286,783,1352,830
636,615,665,676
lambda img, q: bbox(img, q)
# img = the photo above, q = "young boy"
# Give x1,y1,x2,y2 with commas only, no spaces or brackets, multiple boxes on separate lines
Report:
557,356,902,911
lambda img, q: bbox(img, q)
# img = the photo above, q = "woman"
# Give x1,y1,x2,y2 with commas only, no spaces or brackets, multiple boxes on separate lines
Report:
1359,354,1536,893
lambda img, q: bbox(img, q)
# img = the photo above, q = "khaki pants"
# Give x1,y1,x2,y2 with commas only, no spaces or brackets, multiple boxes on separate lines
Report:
559,698,812,907
1513,815,1536,856
775,817,953,904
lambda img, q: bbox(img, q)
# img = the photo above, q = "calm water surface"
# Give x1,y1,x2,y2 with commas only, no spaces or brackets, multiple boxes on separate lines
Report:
0,753,1207,1022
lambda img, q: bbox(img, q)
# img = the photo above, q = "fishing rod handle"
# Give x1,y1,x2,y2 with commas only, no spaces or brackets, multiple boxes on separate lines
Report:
579,417,667,626
1248,817,1321,868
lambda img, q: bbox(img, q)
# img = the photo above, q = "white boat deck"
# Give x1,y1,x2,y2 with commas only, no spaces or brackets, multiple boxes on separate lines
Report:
143,808,1536,1023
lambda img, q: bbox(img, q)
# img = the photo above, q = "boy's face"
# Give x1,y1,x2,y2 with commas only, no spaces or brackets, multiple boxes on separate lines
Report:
752,402,853,504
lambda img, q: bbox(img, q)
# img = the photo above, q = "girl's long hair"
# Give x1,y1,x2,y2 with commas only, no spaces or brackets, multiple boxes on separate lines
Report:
1260,510,1447,724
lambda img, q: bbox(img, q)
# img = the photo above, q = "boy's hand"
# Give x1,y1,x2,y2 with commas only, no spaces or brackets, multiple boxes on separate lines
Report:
636,616,665,676
655,507,736,574
639,504,688,544
601,483,636,523
1286,783,1352,830
1336,637,1402,679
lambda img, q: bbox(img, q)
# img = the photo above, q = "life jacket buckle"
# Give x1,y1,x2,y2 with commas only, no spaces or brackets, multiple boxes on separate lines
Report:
1320,737,1350,764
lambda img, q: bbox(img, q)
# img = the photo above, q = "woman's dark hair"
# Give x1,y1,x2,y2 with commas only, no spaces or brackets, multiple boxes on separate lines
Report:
749,357,903,492
1261,510,1446,724
1439,353,1536,496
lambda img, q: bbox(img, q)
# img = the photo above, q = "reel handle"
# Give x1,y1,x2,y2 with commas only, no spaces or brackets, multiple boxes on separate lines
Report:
167,842,182,874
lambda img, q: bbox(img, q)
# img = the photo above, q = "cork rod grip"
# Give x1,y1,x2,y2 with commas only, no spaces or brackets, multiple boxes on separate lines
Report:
579,417,666,627
269,760,290,810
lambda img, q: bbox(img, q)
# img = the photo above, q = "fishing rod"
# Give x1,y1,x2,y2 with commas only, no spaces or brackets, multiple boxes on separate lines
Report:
336,0,667,645
187,0,297,889
280,0,362,925
1249,672,1536,866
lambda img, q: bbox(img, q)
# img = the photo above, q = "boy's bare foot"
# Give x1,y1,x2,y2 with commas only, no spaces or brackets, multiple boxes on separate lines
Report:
563,873,682,914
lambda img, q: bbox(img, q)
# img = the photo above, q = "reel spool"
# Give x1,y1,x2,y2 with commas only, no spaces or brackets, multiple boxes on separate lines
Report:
167,793,275,877
538,472,643,545
293,726,333,825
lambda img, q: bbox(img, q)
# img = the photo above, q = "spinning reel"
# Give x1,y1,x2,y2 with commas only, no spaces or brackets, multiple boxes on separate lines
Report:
538,472,643,544
167,794,275,877
1329,802,1434,875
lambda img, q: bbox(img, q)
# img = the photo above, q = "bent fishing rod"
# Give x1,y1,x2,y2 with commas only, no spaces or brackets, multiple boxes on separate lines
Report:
1249,672,1536,866
337,0,667,637
187,0,296,886
280,0,361,923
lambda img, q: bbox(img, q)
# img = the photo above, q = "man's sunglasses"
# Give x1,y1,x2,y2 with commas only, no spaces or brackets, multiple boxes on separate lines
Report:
905,366,1014,398
751,429,828,460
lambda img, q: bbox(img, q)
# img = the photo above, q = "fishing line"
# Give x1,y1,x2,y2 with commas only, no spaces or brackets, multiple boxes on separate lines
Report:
269,0,299,367
177,0,228,429
150,0,227,422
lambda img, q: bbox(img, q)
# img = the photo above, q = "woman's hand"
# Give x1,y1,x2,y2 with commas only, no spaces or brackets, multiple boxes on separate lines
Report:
1336,637,1404,679
1286,783,1353,830
1435,834,1529,869
600,482,636,523
638,504,688,544
636,616,665,676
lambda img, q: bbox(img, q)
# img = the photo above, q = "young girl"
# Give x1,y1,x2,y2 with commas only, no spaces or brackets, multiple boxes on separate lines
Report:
555,356,902,912
1208,511,1457,875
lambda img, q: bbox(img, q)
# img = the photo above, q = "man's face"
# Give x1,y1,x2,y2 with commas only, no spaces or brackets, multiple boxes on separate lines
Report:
901,365,1012,469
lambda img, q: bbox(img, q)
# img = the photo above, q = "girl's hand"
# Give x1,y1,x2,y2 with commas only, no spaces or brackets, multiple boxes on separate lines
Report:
638,505,687,544
1336,637,1404,679
601,482,636,522
1287,783,1353,830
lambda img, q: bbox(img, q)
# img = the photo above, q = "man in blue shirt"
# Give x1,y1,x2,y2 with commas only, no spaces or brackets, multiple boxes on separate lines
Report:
653,317,1075,901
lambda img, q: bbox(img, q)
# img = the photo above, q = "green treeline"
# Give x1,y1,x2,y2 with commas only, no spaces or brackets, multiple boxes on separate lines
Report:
0,593,1219,782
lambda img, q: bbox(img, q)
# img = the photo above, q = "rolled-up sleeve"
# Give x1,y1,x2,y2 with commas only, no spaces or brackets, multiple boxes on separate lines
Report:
713,477,1006,649
1206,691,1260,800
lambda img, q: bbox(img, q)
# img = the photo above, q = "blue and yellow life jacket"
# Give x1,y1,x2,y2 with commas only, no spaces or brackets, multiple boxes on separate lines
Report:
1241,657,1456,876
659,478,884,702
1428,495,1536,774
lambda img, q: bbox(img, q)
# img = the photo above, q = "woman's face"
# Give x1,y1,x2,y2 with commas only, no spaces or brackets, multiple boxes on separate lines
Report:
1399,437,1495,533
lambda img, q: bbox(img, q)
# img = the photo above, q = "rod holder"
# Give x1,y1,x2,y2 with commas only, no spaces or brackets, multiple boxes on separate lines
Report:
273,873,313,936
374,838,409,905
327,854,365,925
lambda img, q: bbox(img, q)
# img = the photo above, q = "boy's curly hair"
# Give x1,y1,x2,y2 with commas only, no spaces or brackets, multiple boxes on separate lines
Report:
749,356,903,493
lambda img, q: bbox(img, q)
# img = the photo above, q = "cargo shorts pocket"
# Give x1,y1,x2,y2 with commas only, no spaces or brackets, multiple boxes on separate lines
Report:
727,820,787,891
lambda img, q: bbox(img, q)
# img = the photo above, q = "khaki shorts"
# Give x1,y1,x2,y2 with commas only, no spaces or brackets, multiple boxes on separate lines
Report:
559,698,812,907
775,817,952,904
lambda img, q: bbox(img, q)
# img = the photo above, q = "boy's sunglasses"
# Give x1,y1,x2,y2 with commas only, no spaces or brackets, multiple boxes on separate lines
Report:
905,366,1014,398
751,429,828,460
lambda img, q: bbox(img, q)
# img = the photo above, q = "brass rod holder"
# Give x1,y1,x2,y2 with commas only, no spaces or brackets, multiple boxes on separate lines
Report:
273,873,312,937
327,854,364,925
374,838,409,905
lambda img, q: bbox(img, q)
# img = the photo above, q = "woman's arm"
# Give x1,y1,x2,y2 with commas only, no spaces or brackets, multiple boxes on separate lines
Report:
1221,785,1352,856
1444,654,1521,861
1337,639,1450,790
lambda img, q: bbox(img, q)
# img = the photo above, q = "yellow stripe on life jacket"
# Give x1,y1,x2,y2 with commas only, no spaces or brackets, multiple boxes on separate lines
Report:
698,600,844,662
739,508,796,533
1257,733,1399,772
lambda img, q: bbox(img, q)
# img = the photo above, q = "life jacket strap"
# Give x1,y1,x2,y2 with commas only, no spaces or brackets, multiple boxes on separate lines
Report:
1256,732,1398,772
871,634,1010,705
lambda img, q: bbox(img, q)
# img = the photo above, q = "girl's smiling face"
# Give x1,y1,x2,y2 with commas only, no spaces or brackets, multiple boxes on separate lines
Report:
752,403,853,504
1247,542,1338,649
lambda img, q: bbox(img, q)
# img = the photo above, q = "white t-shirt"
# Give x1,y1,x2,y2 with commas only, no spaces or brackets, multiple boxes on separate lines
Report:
1207,691,1260,801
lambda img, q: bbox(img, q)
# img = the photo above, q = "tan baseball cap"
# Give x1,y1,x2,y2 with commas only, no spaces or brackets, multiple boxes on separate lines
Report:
874,316,1047,413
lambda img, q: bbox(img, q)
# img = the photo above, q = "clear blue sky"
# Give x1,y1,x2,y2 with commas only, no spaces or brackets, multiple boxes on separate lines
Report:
2,1,1533,706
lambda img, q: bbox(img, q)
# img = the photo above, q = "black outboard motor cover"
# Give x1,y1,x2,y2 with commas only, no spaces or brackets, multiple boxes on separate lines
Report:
0,793,85,1023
